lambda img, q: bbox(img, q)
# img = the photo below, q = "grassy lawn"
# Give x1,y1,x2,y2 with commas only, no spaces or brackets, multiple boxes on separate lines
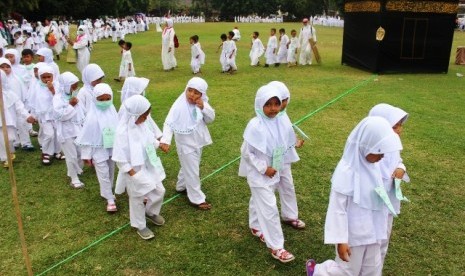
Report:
1,22,465,275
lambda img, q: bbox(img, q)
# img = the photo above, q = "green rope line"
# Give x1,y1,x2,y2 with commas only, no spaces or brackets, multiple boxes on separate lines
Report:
36,74,375,275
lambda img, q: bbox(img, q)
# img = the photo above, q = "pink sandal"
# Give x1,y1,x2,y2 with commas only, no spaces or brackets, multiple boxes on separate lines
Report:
250,228,265,243
283,219,306,229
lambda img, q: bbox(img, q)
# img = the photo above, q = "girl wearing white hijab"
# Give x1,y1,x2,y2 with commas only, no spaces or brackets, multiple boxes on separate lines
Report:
0,70,35,168
238,84,297,263
75,83,119,212
161,18,177,71
306,116,402,276
36,48,60,79
368,103,409,267
0,57,34,150
54,72,85,188
77,63,104,116
268,81,305,229
70,25,91,73
160,77,215,210
28,64,63,165
120,77,149,104
113,95,166,240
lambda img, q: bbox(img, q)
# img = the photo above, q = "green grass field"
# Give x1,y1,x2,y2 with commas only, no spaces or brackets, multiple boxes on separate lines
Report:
1,22,465,275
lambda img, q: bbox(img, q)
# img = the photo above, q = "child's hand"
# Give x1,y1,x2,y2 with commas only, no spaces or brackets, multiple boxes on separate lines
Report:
159,143,170,153
264,167,277,178
26,116,36,124
295,138,305,148
168,47,172,53
196,55,199,59
128,169,136,176
47,81,55,94
195,98,204,110
69,97,78,106
337,243,351,262
392,168,405,179
83,159,93,167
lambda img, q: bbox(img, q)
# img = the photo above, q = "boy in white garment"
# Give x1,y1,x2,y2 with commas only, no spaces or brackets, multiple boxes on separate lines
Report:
277,28,289,65
287,30,300,67
249,31,264,66
113,95,166,240
224,31,237,73
239,84,298,263
306,116,403,276
264,28,278,67
190,35,205,74
54,72,85,188
160,77,215,210
217,33,228,73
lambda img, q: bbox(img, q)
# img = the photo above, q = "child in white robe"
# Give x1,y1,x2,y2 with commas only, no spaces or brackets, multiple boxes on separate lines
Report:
217,34,228,72
264,28,278,67
287,30,299,67
160,77,215,210
368,103,410,268
238,84,298,263
277,29,289,65
224,31,237,73
77,63,105,116
190,35,205,74
249,31,264,66
268,81,306,229
118,42,135,81
75,83,118,212
28,64,63,165
306,116,403,276
0,56,34,150
54,72,85,188
14,31,24,54
113,95,166,240
0,70,35,168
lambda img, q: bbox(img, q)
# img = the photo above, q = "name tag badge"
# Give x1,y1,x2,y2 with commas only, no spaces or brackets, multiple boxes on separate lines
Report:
394,178,409,202
272,146,285,171
146,144,162,169
374,186,397,217
102,127,115,148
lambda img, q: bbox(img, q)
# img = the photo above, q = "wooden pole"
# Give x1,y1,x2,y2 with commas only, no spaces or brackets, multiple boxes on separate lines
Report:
0,72,33,275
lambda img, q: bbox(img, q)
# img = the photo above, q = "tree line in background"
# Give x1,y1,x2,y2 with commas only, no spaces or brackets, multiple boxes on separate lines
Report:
1,0,343,22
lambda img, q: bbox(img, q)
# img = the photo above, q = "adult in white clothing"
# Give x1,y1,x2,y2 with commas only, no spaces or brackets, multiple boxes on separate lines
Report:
298,18,317,65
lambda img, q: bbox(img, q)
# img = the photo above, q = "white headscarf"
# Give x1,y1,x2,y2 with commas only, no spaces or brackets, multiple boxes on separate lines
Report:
28,65,57,116
120,77,149,103
113,95,155,167
4,49,21,66
368,103,409,183
368,103,408,127
82,63,105,92
36,48,54,63
54,71,85,124
268,81,299,163
331,116,403,210
243,84,296,157
74,83,118,147
0,70,19,108
164,77,208,134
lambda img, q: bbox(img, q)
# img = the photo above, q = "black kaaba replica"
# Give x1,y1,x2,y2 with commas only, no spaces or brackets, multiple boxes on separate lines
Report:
342,0,459,73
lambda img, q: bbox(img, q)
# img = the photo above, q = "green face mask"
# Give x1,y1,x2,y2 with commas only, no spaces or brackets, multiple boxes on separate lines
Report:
95,100,113,111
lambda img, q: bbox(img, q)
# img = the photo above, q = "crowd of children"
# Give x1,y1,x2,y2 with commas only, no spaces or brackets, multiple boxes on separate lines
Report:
0,17,411,272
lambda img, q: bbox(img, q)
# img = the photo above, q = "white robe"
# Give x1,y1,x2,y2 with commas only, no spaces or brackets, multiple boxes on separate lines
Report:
73,35,91,73
119,50,135,78
190,42,205,74
277,34,289,63
161,28,176,70
249,38,264,66
265,36,277,65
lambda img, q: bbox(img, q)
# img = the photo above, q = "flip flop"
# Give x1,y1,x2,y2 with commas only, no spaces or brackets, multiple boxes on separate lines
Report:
306,259,316,276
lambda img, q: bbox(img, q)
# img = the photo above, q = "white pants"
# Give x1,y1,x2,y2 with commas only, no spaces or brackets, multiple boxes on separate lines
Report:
177,148,206,204
277,164,298,221
16,118,32,146
191,59,201,74
129,186,166,230
249,185,284,250
315,244,382,276
94,159,115,201
39,121,60,155
380,214,394,270
227,57,237,71
60,138,83,181
0,126,15,161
